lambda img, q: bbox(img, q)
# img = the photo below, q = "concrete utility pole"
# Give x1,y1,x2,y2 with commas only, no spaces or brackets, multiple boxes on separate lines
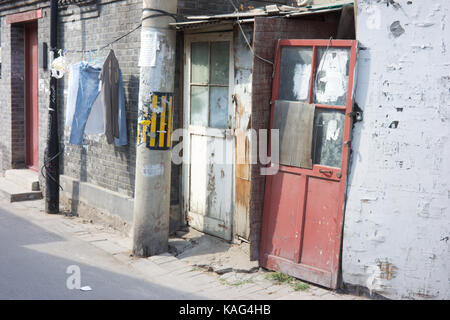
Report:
45,0,60,214
132,0,177,257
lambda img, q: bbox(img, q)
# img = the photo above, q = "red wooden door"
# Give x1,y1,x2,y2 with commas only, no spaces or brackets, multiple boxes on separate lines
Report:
260,40,357,289
25,22,39,171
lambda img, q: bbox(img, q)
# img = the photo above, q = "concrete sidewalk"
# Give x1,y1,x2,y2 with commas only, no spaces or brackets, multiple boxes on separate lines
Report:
0,195,366,300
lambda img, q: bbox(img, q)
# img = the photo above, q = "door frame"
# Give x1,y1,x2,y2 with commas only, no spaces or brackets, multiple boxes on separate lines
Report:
7,9,42,170
260,39,358,289
182,32,236,240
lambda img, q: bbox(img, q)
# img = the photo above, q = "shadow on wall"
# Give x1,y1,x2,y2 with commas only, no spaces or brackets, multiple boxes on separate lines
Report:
124,74,140,197
345,48,371,195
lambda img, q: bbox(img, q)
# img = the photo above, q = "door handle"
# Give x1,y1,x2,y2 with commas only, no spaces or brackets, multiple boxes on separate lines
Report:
319,169,333,176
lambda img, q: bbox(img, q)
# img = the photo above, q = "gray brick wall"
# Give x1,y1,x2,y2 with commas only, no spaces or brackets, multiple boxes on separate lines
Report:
59,0,142,197
10,25,26,168
37,7,50,193
0,16,12,172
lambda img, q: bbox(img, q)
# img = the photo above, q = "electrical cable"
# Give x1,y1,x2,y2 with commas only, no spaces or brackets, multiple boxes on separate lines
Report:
52,8,178,54
41,148,64,191
236,17,274,66
228,0,273,65
226,0,274,66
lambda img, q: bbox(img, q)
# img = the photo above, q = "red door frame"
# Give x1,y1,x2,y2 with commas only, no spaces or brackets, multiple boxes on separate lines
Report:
25,22,39,171
260,39,358,289
7,9,42,171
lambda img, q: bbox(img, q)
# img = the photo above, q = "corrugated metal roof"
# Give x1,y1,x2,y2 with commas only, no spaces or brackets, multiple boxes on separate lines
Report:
171,1,354,29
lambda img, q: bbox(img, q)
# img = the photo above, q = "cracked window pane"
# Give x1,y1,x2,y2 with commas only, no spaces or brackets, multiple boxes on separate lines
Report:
314,47,350,106
279,47,313,102
312,109,345,168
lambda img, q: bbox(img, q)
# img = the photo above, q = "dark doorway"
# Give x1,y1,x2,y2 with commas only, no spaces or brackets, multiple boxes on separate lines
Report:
25,21,39,171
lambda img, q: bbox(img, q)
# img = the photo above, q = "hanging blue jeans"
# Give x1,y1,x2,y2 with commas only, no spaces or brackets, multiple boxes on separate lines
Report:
68,62,127,146
69,62,102,145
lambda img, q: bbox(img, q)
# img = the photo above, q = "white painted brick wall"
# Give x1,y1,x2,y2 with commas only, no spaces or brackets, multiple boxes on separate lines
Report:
343,0,450,299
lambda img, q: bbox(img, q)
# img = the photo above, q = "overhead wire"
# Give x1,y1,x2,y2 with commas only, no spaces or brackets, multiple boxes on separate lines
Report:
227,0,274,66
54,8,178,54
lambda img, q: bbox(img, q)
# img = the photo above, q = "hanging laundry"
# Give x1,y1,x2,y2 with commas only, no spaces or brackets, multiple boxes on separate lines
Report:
69,62,103,145
66,53,127,146
66,62,104,135
100,49,121,144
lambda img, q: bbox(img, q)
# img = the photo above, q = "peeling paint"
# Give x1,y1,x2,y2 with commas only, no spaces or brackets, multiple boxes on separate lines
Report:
233,24,253,241
343,0,450,300
390,21,405,37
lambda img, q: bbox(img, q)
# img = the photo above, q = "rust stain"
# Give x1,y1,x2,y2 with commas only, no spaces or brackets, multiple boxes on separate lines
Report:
236,178,250,208
376,258,397,280
236,130,250,180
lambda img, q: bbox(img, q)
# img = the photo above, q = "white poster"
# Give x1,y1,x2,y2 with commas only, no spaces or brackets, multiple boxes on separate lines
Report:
139,28,158,67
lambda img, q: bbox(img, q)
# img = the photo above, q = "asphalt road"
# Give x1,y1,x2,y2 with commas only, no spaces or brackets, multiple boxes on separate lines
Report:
0,203,199,300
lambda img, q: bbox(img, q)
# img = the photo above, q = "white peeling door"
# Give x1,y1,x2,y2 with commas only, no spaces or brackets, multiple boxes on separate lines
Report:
183,33,234,241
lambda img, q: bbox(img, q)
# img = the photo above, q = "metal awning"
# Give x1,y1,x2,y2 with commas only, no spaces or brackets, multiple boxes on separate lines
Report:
171,1,354,30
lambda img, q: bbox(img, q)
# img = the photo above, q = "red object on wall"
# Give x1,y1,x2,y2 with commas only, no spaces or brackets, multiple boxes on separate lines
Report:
25,22,39,171
6,9,42,24
260,39,357,289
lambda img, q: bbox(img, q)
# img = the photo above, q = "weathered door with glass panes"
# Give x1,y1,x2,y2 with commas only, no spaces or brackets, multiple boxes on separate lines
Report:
183,33,234,241
260,39,358,289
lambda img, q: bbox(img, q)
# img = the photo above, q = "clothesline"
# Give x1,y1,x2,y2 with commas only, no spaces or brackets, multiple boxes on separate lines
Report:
51,8,178,54
64,24,142,54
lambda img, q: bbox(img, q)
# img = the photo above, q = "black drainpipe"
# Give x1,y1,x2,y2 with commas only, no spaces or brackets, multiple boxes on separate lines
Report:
45,0,59,214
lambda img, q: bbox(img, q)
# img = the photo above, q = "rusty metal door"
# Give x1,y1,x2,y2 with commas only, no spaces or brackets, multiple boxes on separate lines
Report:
25,22,39,171
183,33,235,241
260,39,357,289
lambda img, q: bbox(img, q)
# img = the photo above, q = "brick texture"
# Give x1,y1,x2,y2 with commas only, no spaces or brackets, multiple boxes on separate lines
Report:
59,0,142,198
10,24,26,168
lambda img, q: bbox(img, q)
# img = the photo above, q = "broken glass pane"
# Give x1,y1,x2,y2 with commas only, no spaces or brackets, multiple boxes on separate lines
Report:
191,42,209,83
210,41,230,85
279,47,313,102
312,109,345,168
209,86,228,128
314,47,350,106
190,85,209,126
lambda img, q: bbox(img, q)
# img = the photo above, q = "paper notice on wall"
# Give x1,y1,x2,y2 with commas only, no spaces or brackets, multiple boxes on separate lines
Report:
139,28,158,67
142,163,164,177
